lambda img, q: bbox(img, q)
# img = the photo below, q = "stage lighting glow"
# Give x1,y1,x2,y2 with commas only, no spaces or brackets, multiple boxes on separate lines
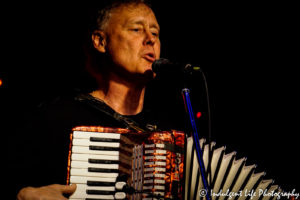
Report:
196,111,202,118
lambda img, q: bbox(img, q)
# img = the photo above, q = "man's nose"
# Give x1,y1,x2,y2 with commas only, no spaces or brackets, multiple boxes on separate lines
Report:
143,30,156,45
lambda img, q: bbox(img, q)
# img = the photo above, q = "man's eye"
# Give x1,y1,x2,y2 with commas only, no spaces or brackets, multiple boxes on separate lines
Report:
132,28,141,32
152,32,159,37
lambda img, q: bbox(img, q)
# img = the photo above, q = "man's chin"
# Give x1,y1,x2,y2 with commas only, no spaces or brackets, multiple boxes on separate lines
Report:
135,69,155,84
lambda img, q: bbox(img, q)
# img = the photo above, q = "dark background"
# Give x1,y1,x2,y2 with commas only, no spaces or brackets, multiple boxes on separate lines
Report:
1,1,298,194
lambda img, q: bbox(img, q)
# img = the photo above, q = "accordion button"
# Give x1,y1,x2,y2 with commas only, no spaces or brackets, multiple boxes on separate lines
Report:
115,182,126,190
115,192,126,199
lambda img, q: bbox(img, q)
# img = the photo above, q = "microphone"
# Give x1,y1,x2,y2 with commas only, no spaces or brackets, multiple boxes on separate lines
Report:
152,58,202,75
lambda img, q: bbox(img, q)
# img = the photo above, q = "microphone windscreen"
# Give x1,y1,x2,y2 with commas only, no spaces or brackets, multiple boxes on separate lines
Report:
152,58,172,73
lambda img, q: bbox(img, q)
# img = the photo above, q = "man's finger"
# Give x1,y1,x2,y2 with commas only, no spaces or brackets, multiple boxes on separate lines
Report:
53,184,77,194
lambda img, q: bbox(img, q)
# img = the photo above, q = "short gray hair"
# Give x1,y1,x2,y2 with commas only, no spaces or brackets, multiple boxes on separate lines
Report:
92,0,152,31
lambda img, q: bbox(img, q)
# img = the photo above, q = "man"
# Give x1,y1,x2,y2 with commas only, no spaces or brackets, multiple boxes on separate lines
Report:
16,0,162,199
87,0,160,116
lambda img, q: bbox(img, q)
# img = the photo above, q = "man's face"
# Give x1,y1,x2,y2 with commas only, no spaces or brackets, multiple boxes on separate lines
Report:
103,4,161,82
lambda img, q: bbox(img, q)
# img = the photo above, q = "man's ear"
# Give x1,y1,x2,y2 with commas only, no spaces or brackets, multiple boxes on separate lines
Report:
92,30,107,53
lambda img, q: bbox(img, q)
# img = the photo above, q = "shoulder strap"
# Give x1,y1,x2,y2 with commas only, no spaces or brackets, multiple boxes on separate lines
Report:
74,93,150,132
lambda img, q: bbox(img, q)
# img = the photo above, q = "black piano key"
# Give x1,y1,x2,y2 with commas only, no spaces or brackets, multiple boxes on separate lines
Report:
88,167,119,173
88,158,119,164
86,190,116,195
89,146,120,151
90,137,120,142
116,174,129,182
87,181,116,186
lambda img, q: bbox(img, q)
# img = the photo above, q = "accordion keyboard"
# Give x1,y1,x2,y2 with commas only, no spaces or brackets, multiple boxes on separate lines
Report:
68,130,131,200
67,127,185,200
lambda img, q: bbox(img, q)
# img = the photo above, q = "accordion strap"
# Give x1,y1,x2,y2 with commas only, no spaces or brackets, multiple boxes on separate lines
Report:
74,93,153,132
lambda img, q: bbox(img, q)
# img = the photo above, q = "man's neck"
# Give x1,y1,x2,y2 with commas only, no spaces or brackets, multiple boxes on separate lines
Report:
90,76,146,116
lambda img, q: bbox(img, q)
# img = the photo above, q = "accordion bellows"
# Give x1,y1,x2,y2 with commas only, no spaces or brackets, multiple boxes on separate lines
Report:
185,137,281,200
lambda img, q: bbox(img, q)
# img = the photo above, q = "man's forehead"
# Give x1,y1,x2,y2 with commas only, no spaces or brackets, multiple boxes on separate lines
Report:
110,3,158,26
128,18,160,30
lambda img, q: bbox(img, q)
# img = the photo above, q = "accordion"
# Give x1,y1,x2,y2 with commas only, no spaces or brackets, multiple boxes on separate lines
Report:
67,126,280,200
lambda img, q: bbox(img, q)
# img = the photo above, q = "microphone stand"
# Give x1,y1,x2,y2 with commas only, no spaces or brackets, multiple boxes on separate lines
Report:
181,78,211,200
152,59,211,199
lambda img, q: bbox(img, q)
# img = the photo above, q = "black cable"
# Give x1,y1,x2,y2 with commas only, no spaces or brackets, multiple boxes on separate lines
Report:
199,68,213,190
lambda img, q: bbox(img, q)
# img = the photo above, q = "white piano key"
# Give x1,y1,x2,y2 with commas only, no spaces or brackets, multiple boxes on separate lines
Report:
70,176,116,184
70,168,119,178
70,192,115,199
72,146,119,155
73,138,120,147
73,131,121,139
77,183,115,191
71,160,119,169
71,153,119,161
70,184,114,199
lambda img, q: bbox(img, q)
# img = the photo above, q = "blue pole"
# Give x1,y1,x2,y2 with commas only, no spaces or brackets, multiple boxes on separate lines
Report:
182,88,210,200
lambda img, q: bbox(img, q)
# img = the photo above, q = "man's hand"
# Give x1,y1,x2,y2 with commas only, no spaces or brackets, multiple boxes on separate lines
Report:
17,184,77,200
